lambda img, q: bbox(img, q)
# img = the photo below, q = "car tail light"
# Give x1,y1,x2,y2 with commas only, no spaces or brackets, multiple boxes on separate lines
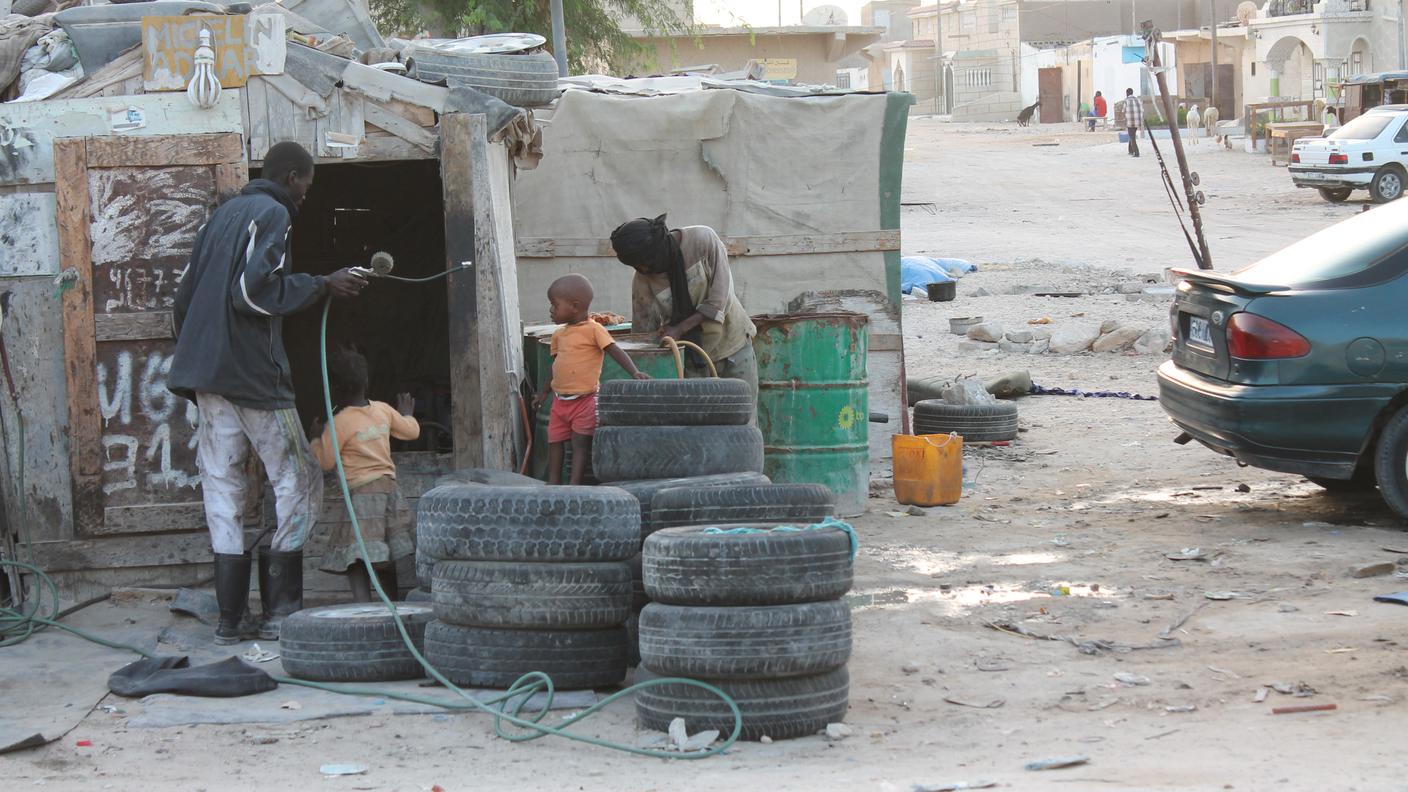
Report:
1329,153,1349,165
1169,302,1179,340
1291,151,1300,163
1226,313,1310,359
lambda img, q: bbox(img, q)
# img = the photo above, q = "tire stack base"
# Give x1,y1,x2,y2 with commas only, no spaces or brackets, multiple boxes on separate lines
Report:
636,524,854,741
416,484,638,689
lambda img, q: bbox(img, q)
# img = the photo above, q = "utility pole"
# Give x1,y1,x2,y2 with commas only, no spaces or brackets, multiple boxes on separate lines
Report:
550,0,567,77
1208,0,1218,117
934,4,945,114
1147,25,1213,269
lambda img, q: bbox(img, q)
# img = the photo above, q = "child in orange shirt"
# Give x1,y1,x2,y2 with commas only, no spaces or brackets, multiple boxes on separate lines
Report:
311,347,421,601
533,274,649,485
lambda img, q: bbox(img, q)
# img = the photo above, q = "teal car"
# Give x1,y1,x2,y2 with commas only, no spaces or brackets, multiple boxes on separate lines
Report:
1157,199,1408,518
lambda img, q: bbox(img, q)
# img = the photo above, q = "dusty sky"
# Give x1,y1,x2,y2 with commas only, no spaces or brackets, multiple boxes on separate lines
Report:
695,0,871,27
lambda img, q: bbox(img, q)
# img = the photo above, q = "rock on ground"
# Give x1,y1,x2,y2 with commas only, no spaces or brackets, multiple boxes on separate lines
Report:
1093,325,1146,353
966,322,1004,343
1049,323,1101,354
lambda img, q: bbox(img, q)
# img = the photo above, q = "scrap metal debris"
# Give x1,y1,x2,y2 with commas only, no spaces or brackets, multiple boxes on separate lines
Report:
943,696,1005,709
984,620,1181,655
1025,755,1090,771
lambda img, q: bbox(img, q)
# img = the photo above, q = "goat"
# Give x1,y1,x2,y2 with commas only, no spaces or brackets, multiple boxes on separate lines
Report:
1203,105,1222,147
1016,100,1040,127
1186,103,1202,145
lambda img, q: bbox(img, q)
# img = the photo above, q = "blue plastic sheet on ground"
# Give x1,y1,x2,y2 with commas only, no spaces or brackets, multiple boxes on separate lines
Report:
902,256,977,295
702,516,859,561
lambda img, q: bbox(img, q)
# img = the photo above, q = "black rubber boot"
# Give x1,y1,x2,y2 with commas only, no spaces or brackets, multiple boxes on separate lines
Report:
214,552,252,646
377,564,400,601
257,547,304,641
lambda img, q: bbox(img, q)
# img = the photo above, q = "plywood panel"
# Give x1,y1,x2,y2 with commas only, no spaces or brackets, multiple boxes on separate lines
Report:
88,165,214,314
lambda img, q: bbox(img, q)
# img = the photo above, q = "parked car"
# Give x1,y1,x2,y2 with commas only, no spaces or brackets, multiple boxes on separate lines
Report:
1289,105,1408,204
1157,198,1408,518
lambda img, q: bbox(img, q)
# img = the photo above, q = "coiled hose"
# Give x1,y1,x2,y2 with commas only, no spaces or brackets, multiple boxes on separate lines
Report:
0,272,742,758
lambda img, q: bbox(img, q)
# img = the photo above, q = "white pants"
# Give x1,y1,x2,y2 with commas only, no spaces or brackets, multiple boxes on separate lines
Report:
195,393,323,555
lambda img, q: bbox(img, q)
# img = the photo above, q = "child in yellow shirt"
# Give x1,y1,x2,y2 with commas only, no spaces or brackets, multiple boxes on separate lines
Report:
311,347,420,601
533,274,648,485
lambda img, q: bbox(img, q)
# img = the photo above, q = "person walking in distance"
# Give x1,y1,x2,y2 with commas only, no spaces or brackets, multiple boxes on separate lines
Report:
168,141,370,645
1124,88,1144,157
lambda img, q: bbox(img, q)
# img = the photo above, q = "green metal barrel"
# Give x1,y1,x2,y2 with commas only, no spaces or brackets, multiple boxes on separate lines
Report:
527,332,680,480
753,312,870,517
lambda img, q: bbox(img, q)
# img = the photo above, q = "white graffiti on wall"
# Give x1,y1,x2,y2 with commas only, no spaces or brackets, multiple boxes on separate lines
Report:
97,348,200,496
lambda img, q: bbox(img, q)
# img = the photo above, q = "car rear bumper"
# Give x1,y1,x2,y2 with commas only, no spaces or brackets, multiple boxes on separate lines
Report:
1289,166,1374,190
1156,361,1392,478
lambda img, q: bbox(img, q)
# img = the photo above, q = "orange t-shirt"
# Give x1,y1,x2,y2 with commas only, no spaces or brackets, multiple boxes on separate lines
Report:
311,401,421,487
550,319,615,396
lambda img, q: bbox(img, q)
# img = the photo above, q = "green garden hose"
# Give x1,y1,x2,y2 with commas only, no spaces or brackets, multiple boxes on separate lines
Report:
0,273,743,758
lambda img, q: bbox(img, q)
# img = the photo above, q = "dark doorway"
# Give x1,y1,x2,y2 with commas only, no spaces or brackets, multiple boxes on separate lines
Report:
1039,67,1063,123
271,159,453,454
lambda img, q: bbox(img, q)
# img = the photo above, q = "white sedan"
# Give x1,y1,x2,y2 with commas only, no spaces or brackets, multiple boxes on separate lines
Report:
1290,105,1408,203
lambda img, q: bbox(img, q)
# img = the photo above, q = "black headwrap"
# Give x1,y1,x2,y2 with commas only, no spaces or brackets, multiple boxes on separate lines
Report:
611,214,695,325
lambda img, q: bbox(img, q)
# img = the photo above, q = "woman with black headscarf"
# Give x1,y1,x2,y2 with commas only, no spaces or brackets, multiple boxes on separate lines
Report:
610,215,758,403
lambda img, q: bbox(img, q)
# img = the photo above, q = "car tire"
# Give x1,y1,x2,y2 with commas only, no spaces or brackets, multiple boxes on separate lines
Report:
1317,187,1352,203
430,560,631,629
1375,408,1408,519
643,525,854,606
416,484,639,562
912,401,1019,442
597,378,754,427
614,472,771,538
638,601,852,679
280,603,434,682
424,621,628,689
634,667,849,742
1370,165,1406,204
592,426,764,483
404,48,559,107
650,484,836,536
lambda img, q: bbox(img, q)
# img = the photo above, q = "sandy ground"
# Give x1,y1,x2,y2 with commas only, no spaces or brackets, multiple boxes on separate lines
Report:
9,122,1408,791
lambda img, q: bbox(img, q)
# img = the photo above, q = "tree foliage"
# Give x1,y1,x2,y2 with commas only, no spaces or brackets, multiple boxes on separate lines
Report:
371,0,693,73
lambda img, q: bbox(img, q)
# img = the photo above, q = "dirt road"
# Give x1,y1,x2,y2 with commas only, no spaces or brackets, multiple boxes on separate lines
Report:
9,122,1406,791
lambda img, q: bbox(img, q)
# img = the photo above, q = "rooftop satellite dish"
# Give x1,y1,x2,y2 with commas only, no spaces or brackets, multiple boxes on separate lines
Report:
802,4,848,25
1235,1,1259,25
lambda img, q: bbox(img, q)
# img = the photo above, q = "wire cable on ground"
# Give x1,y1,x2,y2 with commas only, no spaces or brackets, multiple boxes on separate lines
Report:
0,267,743,758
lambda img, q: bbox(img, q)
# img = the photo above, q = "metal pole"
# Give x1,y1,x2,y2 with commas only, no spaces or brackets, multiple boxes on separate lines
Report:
935,5,944,113
550,0,567,77
1208,0,1218,116
1149,30,1213,269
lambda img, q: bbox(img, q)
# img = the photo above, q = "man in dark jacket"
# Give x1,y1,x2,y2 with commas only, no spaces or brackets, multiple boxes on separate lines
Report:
170,142,366,645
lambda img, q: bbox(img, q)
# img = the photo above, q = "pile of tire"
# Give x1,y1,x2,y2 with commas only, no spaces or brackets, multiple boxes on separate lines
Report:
591,378,769,661
280,602,436,682
912,399,1019,442
408,468,543,602
415,483,639,689
635,522,855,741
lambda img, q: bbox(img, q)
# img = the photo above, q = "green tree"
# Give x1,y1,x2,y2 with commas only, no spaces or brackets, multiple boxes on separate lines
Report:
371,0,693,74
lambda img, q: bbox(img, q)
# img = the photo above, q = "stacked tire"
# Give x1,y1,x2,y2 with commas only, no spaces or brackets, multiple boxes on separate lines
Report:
280,602,436,682
635,523,855,741
912,399,1019,442
411,468,542,600
592,378,768,664
416,484,638,689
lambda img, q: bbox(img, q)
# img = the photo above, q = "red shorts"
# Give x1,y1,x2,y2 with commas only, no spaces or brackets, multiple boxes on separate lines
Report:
548,393,598,442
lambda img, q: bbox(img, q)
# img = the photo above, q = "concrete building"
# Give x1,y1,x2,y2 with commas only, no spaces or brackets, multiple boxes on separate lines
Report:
1241,0,1400,107
624,24,885,84
849,0,923,91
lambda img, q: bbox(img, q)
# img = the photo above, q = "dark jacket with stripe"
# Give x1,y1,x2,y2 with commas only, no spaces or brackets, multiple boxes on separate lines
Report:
168,179,326,410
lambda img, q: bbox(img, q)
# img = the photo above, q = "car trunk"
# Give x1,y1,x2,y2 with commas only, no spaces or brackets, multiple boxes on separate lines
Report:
1170,270,1282,382
1293,137,1340,165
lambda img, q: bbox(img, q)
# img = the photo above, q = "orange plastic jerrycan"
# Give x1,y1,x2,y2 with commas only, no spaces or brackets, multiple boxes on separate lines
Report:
891,432,963,507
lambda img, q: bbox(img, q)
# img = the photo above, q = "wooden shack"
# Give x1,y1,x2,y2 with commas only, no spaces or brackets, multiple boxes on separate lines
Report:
0,32,531,604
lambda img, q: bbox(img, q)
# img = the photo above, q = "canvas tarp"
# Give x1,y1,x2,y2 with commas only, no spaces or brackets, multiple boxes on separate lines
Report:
512,88,906,470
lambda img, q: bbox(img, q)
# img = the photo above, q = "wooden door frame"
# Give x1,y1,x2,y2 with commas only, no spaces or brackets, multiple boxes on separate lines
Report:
56,132,247,532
